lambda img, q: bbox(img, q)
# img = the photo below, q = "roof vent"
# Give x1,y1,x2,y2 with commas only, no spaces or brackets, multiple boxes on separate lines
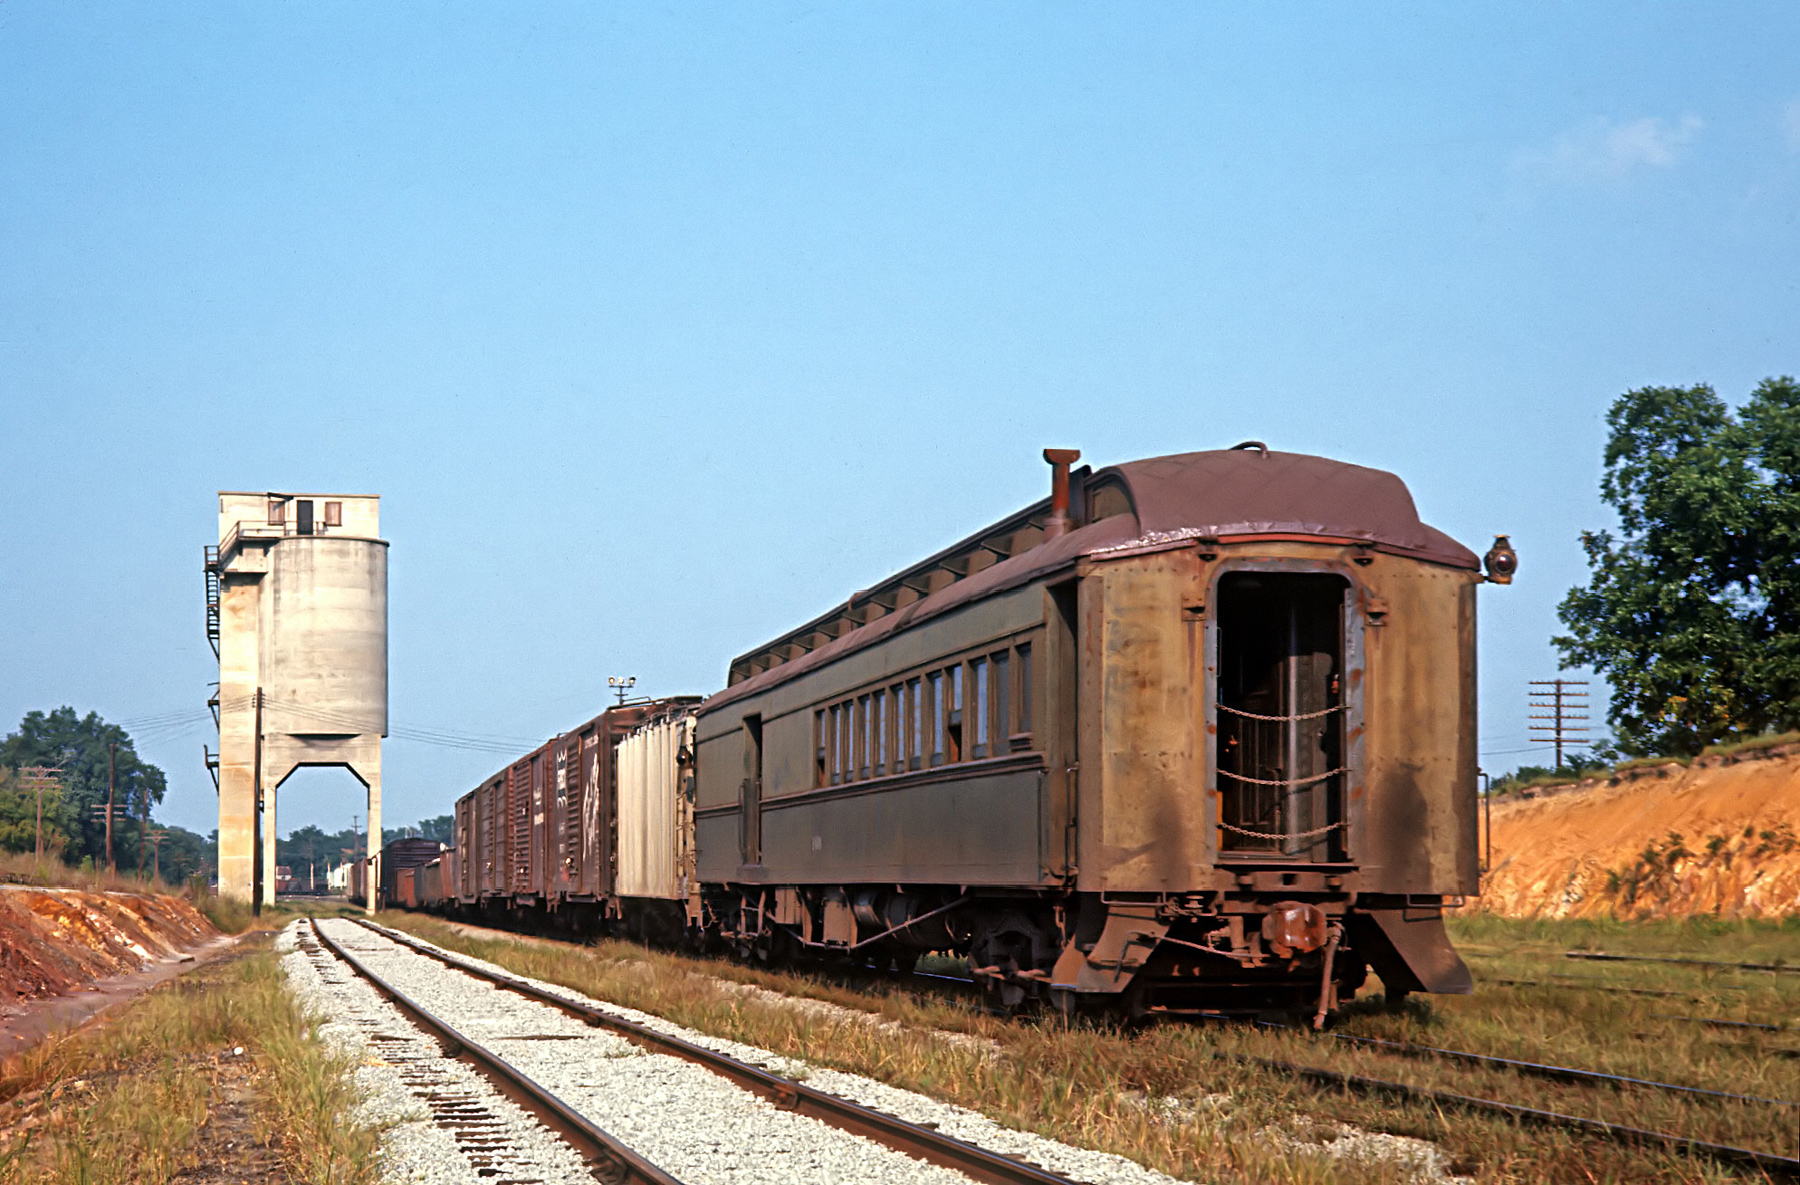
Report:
1042,448,1081,539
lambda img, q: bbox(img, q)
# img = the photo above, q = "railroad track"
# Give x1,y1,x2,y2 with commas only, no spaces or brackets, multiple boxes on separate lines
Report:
305,920,679,1185
1566,950,1799,975
304,916,1100,1185
350,915,1800,1177
1226,1025,1800,1179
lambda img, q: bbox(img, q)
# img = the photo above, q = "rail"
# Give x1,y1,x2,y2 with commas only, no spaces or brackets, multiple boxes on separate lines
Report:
1317,1030,1797,1111
1567,950,1798,974
1222,1050,1800,1179
350,917,1082,1185
308,919,683,1185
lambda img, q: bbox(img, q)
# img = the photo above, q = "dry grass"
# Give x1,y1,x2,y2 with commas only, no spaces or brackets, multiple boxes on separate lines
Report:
0,850,187,895
0,938,382,1185
378,909,1800,1183
0,849,271,941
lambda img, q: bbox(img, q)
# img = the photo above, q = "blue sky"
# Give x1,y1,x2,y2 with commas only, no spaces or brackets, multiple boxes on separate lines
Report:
2,3,1796,838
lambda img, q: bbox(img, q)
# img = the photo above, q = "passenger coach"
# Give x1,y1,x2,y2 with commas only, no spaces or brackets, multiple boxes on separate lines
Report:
692,445,1510,1017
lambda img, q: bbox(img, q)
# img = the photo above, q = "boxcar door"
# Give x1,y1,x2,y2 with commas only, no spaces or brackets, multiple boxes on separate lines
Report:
579,727,600,896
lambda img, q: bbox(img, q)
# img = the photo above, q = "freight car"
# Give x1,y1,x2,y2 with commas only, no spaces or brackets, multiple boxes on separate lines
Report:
444,698,703,940
417,445,1512,1021
382,837,445,908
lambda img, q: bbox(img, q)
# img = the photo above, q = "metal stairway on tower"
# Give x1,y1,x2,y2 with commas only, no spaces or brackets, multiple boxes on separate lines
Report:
204,545,221,658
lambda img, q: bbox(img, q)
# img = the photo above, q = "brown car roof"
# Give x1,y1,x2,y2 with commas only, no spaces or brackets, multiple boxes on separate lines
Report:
705,448,1476,712
1097,448,1478,568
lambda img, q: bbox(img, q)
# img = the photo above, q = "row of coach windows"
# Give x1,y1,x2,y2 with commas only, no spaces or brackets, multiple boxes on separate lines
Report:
815,643,1032,786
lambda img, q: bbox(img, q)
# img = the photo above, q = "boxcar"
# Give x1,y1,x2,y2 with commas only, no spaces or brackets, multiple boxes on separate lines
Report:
451,698,701,933
380,837,445,908
691,446,1500,1015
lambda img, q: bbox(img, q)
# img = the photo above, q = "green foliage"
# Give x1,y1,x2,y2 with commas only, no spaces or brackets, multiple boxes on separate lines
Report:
1488,746,1618,793
0,766,68,856
150,825,213,884
385,813,451,846
1556,376,1800,755
0,707,165,869
1603,822,1800,911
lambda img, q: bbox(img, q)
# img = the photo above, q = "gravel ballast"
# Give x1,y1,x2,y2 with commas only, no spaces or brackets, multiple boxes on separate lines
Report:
277,921,597,1185
290,917,1464,1185
329,918,1207,1185
315,916,985,1185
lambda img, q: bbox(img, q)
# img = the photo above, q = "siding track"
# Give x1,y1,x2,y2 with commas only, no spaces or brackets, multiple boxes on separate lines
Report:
315,917,1098,1185
308,919,681,1185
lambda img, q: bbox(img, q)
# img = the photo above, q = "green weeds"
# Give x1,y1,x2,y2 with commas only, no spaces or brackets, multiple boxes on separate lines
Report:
0,940,381,1185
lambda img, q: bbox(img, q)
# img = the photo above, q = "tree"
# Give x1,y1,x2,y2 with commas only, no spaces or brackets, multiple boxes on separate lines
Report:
0,708,166,869
0,765,68,856
154,826,213,885
415,814,453,845
1556,377,1800,755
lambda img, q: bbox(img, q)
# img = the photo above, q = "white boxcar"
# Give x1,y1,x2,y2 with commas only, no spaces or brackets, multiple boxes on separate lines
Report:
615,711,698,903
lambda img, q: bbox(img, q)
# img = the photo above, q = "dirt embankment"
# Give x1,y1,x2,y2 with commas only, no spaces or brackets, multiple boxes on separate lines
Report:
0,887,218,1003
1480,743,1800,920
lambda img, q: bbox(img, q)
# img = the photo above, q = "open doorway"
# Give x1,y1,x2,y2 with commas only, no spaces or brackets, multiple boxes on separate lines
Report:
1215,572,1350,862
272,765,379,900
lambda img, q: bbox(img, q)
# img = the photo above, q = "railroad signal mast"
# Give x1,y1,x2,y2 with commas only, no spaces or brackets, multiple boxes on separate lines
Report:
1529,678,1590,770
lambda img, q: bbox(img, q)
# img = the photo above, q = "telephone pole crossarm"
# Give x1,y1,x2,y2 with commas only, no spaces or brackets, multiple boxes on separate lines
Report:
1528,678,1593,770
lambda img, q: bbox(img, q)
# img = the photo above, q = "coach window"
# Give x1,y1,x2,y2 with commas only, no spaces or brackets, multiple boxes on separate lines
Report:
856,695,870,779
908,678,924,769
1015,643,1033,745
815,710,827,786
846,698,858,781
971,658,990,758
993,652,1011,752
947,665,964,762
824,705,838,781
873,691,887,775
839,702,853,783
893,685,906,773
928,673,946,766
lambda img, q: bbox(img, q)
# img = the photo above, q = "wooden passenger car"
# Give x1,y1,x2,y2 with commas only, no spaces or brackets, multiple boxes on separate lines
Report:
692,446,1497,1014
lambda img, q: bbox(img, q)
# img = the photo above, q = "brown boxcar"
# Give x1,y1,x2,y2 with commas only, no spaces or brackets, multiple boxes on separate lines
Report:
451,699,700,929
381,837,445,907
693,446,1502,1014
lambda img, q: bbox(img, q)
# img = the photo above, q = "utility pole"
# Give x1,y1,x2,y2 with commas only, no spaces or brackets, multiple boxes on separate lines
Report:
252,687,264,916
138,778,149,880
106,743,117,874
20,767,61,862
1530,679,1591,770
148,829,169,883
